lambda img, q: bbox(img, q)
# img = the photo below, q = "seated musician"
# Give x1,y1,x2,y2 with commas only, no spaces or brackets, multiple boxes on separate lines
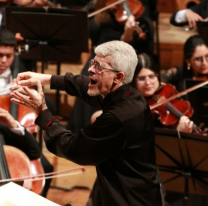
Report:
0,28,53,197
161,35,208,92
130,53,194,133
170,0,207,29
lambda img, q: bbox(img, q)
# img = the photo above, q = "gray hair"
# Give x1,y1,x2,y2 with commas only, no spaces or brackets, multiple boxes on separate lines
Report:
94,41,138,84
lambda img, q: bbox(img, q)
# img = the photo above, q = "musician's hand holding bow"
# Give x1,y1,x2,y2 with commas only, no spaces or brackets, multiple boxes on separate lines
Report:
177,116,193,133
11,81,48,115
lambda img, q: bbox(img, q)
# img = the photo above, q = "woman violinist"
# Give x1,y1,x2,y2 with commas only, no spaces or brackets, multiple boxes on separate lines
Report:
131,53,194,133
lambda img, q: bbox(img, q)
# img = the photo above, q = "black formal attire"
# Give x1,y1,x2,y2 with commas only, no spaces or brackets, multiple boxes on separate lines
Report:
35,73,163,206
0,123,41,160
170,1,208,27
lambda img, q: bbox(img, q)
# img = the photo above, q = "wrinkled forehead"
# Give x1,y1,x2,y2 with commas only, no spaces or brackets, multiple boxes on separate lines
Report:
94,54,113,64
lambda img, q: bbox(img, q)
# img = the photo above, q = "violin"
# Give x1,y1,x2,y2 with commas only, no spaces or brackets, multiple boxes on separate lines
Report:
147,84,205,135
105,0,144,24
105,0,146,39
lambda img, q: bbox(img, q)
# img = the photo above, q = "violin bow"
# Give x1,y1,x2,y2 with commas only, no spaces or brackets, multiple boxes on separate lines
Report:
150,80,208,110
0,167,86,184
88,0,126,18
0,84,17,94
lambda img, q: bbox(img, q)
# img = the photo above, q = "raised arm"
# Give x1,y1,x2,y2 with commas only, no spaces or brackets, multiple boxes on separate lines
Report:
16,72,52,87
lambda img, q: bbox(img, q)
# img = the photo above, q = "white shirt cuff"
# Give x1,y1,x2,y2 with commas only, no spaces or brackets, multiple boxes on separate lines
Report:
175,9,189,23
10,121,25,136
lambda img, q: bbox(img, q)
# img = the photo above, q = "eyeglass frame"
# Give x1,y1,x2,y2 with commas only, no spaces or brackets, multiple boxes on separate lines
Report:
193,54,208,65
89,59,120,73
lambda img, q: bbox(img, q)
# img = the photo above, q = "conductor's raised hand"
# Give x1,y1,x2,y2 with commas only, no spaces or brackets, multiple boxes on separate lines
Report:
11,81,48,115
16,71,52,87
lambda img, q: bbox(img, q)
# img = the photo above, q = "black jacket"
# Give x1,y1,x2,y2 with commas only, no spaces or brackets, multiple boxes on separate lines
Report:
170,1,208,27
0,124,41,160
36,73,163,206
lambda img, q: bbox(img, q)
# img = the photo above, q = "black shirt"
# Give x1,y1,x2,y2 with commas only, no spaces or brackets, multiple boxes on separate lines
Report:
36,73,163,206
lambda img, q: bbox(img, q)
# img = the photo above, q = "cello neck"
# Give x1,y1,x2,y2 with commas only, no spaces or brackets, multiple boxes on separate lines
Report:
10,52,19,120
0,134,11,180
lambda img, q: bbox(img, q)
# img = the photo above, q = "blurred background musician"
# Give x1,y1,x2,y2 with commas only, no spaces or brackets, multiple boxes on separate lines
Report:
160,35,208,92
0,28,53,198
170,0,208,29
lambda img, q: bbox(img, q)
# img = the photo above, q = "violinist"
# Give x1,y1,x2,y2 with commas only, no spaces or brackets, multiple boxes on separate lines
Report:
131,53,194,133
0,28,53,198
161,35,208,92
170,0,208,29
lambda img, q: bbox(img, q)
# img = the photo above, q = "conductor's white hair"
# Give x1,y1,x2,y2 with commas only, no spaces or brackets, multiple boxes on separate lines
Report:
95,41,138,84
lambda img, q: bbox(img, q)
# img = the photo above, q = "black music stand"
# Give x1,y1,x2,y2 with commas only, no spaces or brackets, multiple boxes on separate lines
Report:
155,128,208,206
4,6,89,114
197,21,208,44
4,7,89,150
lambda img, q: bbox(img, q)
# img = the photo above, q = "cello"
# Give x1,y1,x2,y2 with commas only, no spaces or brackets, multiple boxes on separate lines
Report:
0,33,45,194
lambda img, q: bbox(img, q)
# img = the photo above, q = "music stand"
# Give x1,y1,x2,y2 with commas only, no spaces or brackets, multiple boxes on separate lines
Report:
4,7,89,62
155,127,208,205
185,79,208,128
4,7,89,150
197,21,208,44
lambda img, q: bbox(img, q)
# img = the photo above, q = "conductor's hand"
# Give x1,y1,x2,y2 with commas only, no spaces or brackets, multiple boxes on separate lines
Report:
185,10,204,29
177,116,193,133
11,81,48,115
0,107,18,129
16,72,52,87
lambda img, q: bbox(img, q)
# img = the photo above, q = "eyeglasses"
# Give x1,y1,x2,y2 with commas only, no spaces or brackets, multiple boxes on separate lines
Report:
136,74,158,81
194,54,208,64
89,59,119,73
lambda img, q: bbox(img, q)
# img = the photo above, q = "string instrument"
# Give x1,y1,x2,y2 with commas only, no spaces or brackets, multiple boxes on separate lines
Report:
0,34,45,194
147,84,205,135
0,134,43,192
105,0,146,39
105,0,144,24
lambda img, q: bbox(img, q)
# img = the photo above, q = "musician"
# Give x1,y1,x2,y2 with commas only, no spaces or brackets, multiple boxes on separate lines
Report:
0,28,53,198
160,35,208,92
11,41,164,206
131,53,194,133
170,0,208,29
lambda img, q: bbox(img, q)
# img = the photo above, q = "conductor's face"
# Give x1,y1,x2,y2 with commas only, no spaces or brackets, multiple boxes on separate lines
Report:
88,55,119,98
0,46,15,75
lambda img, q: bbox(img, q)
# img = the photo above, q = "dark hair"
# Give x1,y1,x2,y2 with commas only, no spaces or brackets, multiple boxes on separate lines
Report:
0,29,16,47
183,35,207,77
131,53,159,87
184,35,207,60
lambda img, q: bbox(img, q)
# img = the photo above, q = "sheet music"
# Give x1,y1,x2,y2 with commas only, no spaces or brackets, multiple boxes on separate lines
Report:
0,182,60,206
